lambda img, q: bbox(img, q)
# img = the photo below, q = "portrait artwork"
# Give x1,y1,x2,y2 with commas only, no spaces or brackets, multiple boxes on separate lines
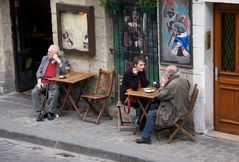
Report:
160,0,192,68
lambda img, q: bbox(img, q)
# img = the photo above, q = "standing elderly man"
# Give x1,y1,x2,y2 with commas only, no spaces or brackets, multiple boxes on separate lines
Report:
135,65,190,144
32,44,68,121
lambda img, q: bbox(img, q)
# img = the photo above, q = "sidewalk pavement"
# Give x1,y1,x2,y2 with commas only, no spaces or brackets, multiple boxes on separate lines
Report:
0,92,239,162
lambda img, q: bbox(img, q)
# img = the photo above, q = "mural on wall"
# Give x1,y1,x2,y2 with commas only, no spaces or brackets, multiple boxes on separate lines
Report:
160,0,192,68
122,7,146,62
113,4,158,82
61,12,88,51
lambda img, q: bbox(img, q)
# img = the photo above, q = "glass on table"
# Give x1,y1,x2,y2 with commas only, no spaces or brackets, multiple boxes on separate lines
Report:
65,64,71,77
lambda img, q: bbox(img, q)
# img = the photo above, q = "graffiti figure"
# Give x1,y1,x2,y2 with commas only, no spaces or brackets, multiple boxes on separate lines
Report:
122,8,144,61
163,1,190,57
62,31,73,47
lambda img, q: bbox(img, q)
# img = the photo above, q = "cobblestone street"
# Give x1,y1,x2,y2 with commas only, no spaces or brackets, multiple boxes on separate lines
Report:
0,137,115,162
0,92,239,162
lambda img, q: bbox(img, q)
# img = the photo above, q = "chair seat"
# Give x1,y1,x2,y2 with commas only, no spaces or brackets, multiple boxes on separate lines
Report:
82,93,108,100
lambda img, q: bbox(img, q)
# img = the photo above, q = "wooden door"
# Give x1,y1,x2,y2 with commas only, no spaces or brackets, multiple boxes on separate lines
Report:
10,0,53,91
10,0,35,91
214,4,239,135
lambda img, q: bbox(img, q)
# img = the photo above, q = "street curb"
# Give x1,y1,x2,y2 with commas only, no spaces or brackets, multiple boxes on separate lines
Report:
0,129,152,162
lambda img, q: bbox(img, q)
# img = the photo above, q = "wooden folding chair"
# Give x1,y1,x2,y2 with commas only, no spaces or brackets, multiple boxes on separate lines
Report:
81,68,115,124
116,75,134,131
167,83,199,143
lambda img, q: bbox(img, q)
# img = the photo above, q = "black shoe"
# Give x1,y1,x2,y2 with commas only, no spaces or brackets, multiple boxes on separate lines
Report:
44,113,48,119
47,112,55,121
135,138,152,144
36,112,45,122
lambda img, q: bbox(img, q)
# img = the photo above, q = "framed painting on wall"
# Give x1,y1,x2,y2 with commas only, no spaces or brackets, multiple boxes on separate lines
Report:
56,3,95,55
160,0,192,68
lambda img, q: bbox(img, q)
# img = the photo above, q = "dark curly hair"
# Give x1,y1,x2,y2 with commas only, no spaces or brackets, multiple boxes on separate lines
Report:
132,55,146,67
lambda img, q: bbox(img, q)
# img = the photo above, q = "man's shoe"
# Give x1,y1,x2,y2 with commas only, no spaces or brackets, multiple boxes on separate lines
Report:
47,112,55,121
36,112,45,122
44,113,48,119
135,138,152,144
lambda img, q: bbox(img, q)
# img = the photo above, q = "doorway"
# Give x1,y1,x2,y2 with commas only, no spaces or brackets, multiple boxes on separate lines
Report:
214,4,239,135
10,0,53,91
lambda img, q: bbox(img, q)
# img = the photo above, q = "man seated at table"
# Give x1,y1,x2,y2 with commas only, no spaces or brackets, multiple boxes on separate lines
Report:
32,44,68,121
120,55,149,128
135,65,190,144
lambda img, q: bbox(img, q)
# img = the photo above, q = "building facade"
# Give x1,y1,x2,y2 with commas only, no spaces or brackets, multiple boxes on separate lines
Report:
0,0,239,135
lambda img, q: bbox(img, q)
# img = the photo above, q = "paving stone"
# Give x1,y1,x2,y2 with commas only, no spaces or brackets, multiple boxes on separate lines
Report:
0,92,239,162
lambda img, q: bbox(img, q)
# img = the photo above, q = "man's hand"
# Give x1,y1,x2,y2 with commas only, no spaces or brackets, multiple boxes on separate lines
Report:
53,54,61,64
37,78,43,89
160,74,169,87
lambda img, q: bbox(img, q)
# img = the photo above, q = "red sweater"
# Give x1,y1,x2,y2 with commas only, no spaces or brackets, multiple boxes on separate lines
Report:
42,61,57,83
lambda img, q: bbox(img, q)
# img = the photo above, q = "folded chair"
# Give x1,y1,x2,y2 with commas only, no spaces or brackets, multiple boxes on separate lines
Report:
167,83,199,143
81,68,115,124
116,75,134,131
155,84,199,143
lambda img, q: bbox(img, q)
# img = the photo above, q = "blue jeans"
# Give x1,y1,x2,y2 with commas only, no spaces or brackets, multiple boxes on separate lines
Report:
32,83,59,114
142,109,157,139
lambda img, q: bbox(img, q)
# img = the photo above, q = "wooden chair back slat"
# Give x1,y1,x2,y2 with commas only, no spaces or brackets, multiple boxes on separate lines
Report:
95,68,115,96
82,68,115,124
186,84,199,118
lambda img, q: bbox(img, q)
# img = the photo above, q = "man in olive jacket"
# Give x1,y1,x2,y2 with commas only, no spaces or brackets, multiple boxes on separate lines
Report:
136,65,190,144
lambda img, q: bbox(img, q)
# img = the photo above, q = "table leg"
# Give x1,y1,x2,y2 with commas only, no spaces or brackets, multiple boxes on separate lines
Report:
59,84,71,116
68,93,83,120
59,84,83,120
76,79,87,105
133,98,152,135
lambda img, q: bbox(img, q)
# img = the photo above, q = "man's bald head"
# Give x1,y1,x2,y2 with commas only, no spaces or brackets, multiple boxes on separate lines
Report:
165,65,178,78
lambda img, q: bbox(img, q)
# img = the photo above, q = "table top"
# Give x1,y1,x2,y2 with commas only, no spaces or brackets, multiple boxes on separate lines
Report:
125,88,158,99
48,71,96,84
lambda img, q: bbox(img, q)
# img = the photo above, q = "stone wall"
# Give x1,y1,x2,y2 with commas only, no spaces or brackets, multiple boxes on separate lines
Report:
50,0,114,74
0,0,16,95
50,0,114,93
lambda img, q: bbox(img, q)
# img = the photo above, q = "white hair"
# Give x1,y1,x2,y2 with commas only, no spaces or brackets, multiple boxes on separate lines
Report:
166,65,179,77
49,44,60,54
